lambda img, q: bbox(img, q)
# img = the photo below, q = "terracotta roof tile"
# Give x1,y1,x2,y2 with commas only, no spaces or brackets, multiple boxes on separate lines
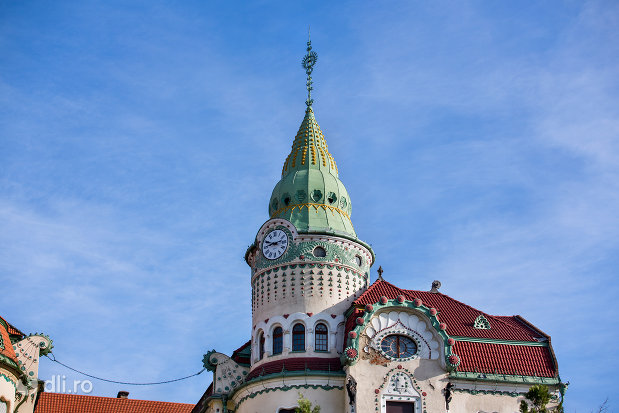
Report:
352,280,543,341
0,318,19,366
455,341,556,377
347,280,557,378
7,323,24,337
34,392,194,413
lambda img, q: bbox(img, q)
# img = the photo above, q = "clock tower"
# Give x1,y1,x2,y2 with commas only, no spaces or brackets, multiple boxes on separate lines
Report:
195,36,562,413
244,38,374,372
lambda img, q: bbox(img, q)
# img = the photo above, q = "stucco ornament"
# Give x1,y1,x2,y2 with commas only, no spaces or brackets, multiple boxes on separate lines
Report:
14,334,53,393
380,371,422,413
365,311,440,361
202,351,249,395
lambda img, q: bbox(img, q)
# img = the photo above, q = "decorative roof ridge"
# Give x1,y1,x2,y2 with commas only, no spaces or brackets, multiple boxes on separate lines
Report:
39,392,195,404
354,280,542,339
0,315,25,337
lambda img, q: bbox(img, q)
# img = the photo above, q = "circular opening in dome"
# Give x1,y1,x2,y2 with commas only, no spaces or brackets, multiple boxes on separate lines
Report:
271,198,279,211
327,192,337,204
313,246,327,257
340,197,347,208
355,255,362,266
311,190,322,202
282,193,291,206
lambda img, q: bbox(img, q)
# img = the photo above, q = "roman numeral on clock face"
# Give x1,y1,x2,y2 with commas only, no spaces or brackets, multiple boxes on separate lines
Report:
262,229,288,260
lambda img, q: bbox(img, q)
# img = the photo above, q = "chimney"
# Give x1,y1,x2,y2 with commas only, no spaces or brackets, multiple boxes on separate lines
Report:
117,391,129,399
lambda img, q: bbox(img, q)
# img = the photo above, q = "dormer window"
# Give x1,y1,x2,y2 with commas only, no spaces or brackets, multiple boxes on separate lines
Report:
474,315,491,330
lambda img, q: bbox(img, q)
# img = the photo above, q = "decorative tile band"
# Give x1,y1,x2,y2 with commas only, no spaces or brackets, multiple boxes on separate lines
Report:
235,383,344,409
449,371,560,385
272,202,351,223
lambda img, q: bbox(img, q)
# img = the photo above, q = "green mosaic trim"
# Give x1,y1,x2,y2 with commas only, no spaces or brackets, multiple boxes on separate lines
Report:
235,383,343,409
374,366,428,413
452,387,558,399
453,387,522,397
25,333,54,356
0,331,4,349
253,226,371,274
450,336,548,347
0,353,19,371
1,372,17,390
246,226,376,266
202,350,218,372
449,371,560,385
343,299,455,368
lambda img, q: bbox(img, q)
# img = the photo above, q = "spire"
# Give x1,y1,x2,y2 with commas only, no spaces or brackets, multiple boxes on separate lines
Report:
301,28,317,108
280,107,338,178
266,35,357,238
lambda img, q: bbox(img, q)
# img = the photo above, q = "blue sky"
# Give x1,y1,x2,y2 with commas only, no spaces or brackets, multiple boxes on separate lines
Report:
1,0,618,410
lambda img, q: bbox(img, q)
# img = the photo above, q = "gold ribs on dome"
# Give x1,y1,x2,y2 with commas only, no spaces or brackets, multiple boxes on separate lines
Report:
281,108,338,177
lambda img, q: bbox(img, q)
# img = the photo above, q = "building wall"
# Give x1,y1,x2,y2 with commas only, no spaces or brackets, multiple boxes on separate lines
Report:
231,376,345,413
251,311,344,366
0,368,18,413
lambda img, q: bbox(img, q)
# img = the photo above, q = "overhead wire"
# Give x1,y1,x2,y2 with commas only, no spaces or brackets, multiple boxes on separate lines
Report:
45,353,206,386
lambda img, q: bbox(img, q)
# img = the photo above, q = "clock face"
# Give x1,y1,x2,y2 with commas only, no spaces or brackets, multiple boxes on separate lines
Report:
262,229,289,260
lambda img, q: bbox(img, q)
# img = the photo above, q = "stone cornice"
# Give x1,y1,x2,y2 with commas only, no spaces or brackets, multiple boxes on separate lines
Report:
450,371,560,385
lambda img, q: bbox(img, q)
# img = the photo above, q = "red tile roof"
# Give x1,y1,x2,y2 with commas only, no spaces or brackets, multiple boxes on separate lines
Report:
7,323,24,337
246,357,343,381
454,341,556,377
0,317,19,366
352,280,544,341
348,280,557,377
34,392,194,413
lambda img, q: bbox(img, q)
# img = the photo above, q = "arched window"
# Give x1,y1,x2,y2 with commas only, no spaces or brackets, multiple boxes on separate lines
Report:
292,323,305,351
259,331,265,360
315,323,328,351
273,327,283,355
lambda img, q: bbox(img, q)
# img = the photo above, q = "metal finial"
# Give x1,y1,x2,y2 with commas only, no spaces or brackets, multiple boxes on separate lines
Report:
301,29,318,108
377,266,384,280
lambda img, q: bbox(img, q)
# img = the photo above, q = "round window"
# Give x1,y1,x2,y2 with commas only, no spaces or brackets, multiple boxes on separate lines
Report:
380,335,417,359
313,246,327,257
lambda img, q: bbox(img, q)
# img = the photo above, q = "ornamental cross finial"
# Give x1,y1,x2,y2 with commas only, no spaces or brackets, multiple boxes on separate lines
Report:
301,28,318,107
377,266,384,280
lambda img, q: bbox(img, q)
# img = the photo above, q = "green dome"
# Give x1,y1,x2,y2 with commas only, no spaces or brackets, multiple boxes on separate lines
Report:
268,107,356,237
